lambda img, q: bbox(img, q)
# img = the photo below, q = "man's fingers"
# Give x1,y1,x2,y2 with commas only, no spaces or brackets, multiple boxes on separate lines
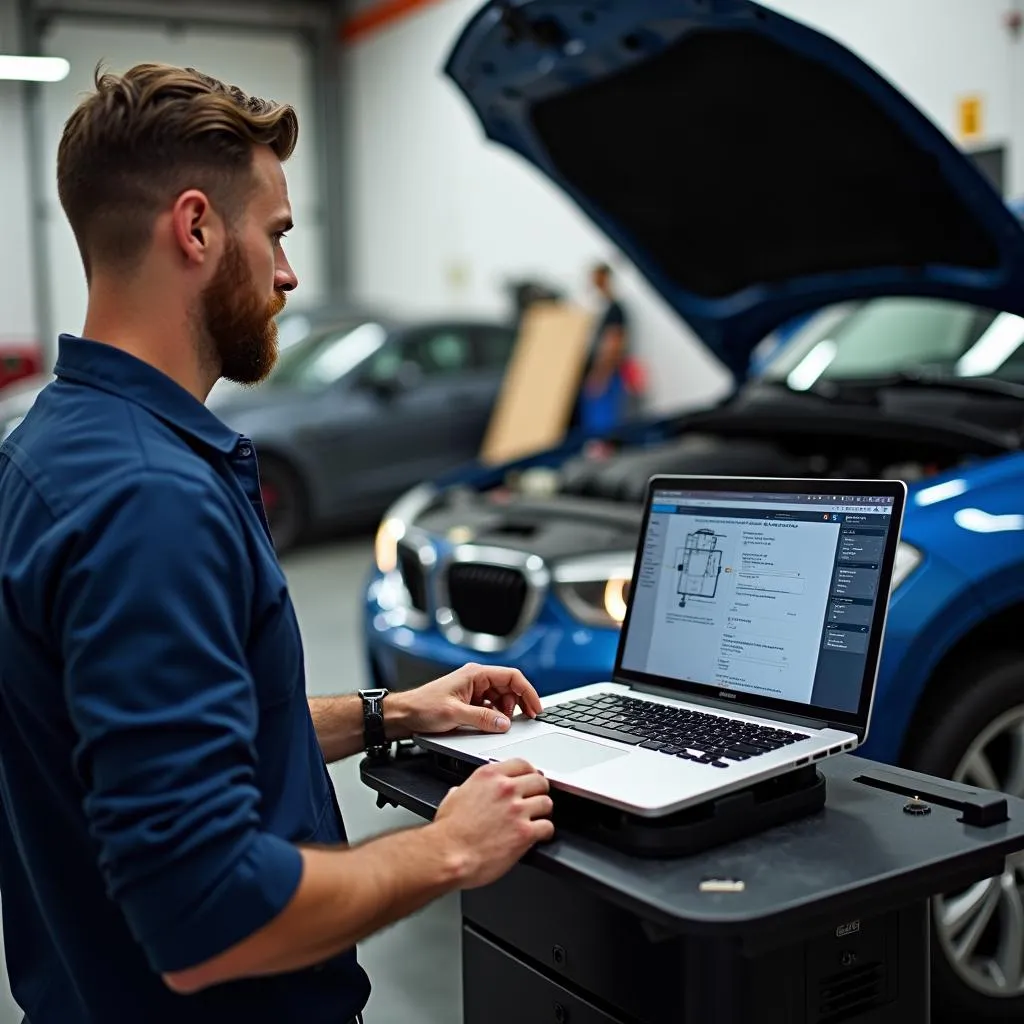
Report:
521,794,554,819
511,771,550,799
452,700,510,734
469,666,543,717
530,818,556,843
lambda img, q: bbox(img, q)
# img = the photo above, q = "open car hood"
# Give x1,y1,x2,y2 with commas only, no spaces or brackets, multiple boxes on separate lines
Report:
445,0,1024,380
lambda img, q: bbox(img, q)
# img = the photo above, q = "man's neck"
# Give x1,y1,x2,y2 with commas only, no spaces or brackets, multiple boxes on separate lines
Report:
81,286,215,402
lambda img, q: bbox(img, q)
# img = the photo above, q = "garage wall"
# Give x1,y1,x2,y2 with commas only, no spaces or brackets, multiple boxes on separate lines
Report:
340,0,1024,414
771,0,1020,189
37,18,325,348
0,82,38,347
0,0,39,349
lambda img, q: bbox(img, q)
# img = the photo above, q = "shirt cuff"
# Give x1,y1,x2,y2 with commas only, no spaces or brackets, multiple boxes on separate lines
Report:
131,832,305,974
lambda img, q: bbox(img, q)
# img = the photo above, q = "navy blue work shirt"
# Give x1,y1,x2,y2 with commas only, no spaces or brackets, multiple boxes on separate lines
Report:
0,336,371,1023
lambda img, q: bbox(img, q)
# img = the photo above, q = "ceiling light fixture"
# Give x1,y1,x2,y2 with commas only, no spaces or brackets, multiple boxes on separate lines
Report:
0,56,70,82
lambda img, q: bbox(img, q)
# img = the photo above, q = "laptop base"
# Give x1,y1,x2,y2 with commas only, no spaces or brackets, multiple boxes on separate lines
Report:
424,750,826,858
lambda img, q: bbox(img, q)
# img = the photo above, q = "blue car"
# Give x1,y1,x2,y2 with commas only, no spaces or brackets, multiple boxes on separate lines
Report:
362,1,1024,1017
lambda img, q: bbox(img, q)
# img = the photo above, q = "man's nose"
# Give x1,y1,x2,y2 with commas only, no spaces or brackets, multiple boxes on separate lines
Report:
276,259,298,293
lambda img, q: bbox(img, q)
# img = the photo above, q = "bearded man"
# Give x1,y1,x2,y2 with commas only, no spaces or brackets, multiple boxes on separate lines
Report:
0,63,553,1024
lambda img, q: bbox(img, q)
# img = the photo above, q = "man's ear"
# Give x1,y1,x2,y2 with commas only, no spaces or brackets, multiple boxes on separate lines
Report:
170,189,216,265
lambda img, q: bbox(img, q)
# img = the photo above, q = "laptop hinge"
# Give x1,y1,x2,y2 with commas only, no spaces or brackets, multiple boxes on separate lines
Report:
629,680,832,731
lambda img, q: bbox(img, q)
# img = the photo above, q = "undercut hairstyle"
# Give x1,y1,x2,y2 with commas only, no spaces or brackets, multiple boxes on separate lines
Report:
56,62,299,280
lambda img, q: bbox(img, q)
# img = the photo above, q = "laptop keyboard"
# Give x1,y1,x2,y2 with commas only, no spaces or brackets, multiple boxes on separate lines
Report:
535,693,810,769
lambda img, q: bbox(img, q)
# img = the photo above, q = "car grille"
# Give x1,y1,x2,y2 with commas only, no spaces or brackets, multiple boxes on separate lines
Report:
397,543,429,612
447,562,528,638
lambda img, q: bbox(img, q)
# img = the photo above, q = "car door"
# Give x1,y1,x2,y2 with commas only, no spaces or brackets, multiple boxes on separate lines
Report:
350,323,487,504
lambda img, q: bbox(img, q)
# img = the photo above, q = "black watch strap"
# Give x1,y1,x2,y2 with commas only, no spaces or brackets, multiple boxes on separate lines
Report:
359,688,390,759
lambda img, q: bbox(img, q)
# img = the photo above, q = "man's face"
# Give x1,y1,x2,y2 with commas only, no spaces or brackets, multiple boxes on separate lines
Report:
201,146,297,385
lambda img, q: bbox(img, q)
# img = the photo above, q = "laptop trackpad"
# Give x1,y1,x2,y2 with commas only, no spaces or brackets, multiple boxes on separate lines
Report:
485,733,629,774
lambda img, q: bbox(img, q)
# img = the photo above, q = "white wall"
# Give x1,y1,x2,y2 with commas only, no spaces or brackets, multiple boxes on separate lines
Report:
341,0,1024,414
0,0,39,352
769,0,1019,188
38,19,324,346
0,80,38,348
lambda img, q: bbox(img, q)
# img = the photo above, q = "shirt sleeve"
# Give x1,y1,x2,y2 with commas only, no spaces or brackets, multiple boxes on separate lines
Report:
56,470,304,974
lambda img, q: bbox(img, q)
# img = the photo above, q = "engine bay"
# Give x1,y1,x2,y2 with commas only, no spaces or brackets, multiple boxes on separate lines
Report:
414,387,1022,558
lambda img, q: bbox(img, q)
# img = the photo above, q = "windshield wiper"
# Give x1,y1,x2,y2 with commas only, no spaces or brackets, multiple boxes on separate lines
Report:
805,371,1024,403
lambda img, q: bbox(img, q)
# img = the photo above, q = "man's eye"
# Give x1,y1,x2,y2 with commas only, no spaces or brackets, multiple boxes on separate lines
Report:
273,232,289,246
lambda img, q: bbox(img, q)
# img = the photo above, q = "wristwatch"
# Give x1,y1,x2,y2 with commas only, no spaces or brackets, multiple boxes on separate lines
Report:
359,688,391,761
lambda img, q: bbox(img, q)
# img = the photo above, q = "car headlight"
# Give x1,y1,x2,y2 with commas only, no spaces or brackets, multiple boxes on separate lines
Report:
373,483,439,574
891,541,922,591
553,552,636,628
374,517,406,574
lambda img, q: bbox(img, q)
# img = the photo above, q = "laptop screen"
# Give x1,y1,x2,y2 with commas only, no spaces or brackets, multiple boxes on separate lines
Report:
618,486,899,719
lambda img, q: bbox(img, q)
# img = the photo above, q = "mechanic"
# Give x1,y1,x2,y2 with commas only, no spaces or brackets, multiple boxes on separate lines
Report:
578,261,644,435
0,64,553,1024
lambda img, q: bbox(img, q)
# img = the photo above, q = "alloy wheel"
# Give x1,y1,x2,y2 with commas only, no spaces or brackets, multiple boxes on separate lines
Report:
933,705,1024,998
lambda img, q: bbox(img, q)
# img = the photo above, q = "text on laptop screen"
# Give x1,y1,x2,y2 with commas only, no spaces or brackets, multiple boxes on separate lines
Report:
619,489,897,714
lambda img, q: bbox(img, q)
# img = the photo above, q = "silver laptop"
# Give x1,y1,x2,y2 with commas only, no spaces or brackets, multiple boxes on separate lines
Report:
416,475,907,818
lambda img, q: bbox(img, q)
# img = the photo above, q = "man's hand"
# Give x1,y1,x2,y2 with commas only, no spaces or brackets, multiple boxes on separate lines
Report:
431,759,554,889
387,663,543,740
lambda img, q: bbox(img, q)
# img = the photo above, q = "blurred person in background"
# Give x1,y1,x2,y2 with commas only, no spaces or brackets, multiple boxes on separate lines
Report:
578,261,646,436
0,62,553,1024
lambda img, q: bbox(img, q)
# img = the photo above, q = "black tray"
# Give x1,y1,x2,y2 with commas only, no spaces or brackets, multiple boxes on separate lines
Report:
423,750,826,858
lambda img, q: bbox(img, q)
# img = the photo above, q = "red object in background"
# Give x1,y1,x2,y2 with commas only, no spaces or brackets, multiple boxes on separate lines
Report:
0,342,43,393
621,355,648,395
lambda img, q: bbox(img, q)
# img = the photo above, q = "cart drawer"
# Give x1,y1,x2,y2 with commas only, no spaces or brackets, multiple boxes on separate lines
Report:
463,925,627,1024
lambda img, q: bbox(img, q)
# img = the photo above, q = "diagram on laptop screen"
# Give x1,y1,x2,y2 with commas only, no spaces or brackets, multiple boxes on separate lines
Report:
675,529,726,607
624,510,842,706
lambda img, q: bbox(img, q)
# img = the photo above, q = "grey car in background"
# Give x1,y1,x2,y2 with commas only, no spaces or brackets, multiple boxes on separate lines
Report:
208,307,518,550
0,306,518,552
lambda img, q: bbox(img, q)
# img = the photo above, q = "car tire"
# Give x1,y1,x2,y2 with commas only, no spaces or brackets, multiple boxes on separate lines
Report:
257,454,309,555
903,653,1024,1022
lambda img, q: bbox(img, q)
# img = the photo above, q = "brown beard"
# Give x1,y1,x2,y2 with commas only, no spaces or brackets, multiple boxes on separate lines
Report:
200,233,286,386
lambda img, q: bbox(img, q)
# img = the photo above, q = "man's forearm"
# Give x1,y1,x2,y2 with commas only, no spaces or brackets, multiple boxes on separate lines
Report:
163,821,468,993
308,693,414,763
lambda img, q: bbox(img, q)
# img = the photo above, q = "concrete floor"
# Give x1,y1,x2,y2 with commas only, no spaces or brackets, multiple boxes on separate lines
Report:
0,538,462,1024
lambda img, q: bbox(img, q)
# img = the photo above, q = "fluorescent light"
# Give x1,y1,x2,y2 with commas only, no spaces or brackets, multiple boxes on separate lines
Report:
0,56,70,82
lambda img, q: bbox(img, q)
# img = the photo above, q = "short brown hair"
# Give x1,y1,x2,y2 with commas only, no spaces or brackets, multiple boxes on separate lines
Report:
57,62,299,280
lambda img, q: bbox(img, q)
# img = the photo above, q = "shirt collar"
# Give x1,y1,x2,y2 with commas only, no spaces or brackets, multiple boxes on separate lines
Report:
53,334,241,455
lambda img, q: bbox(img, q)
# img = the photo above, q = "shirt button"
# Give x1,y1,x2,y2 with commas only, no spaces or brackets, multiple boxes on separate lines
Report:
238,445,252,457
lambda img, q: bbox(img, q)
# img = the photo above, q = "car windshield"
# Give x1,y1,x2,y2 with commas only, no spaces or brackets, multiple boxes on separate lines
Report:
268,320,389,389
758,297,1024,389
